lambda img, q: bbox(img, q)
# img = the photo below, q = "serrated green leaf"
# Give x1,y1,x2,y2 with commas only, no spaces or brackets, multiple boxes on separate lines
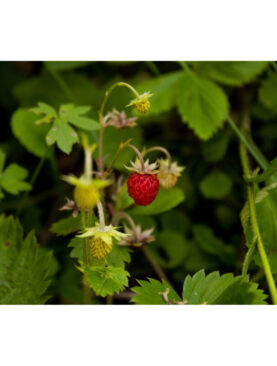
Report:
50,215,82,236
259,70,277,112
193,61,269,86
182,270,267,304
106,244,131,269
177,71,229,140
129,187,185,215
199,170,232,199
30,101,57,124
1,163,31,195
131,278,181,304
86,266,130,297
11,109,50,158
0,215,55,304
136,71,183,115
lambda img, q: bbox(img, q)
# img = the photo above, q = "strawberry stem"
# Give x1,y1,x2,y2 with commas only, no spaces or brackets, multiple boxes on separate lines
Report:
143,146,172,168
126,144,145,172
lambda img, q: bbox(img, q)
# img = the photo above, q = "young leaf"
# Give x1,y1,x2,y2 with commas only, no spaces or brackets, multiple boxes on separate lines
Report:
46,118,79,154
192,61,269,86
59,104,99,131
177,71,229,140
199,170,232,199
129,187,185,215
131,278,181,304
86,266,130,297
11,109,49,158
182,270,267,304
244,156,277,183
0,215,55,304
136,71,184,115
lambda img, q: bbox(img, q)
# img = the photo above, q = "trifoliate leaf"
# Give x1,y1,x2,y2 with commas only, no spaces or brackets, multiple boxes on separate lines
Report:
136,71,184,115
0,150,31,199
129,187,185,215
0,215,55,304
31,102,100,154
11,109,50,158
199,170,232,199
86,266,130,297
182,270,267,304
192,61,269,86
50,215,82,236
131,278,181,304
259,70,277,113
177,71,229,140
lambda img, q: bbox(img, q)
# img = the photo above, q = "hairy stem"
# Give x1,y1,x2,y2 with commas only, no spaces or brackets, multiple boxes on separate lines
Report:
143,146,172,167
240,142,277,304
126,144,145,171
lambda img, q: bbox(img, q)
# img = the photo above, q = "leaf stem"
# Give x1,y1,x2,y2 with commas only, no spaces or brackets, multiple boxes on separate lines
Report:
240,142,277,304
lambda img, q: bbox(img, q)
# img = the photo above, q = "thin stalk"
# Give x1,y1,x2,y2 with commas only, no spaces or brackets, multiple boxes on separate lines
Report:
81,210,89,266
143,146,172,168
97,200,105,230
126,144,145,171
240,142,277,304
142,246,172,285
227,116,269,170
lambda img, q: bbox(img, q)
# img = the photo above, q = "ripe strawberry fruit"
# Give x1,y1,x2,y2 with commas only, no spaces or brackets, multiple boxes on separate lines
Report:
127,172,159,206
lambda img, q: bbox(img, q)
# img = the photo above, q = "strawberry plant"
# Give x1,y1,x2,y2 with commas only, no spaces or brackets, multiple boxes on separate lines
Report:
1,61,277,304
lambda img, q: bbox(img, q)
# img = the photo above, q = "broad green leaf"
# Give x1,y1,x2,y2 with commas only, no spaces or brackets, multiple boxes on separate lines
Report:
30,101,57,124
11,109,49,158
259,70,277,112
182,270,267,304
86,266,130,297
129,187,185,215
200,170,232,199
193,61,269,86
46,118,79,154
201,130,230,162
177,71,229,140
131,278,181,304
106,244,131,269
149,230,189,269
50,215,82,236
44,61,92,72
68,237,83,261
0,215,55,304
244,156,277,183
59,104,99,131
192,224,236,266
136,71,184,115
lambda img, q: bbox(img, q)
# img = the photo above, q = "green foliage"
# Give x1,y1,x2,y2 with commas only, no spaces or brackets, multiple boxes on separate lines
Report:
0,150,31,199
129,187,185,215
244,156,277,183
182,270,267,304
177,71,229,140
199,170,232,199
50,215,82,236
30,102,99,154
11,108,50,158
131,278,181,304
136,71,184,115
86,266,130,297
0,215,55,304
192,61,269,86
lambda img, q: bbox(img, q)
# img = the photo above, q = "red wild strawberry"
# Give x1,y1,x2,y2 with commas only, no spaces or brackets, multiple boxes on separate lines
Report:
127,172,159,206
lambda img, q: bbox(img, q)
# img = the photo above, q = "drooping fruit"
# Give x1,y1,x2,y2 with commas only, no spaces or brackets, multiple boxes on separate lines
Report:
89,237,112,259
127,172,159,206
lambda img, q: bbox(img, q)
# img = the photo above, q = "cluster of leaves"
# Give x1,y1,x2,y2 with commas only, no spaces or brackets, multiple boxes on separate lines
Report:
1,61,277,304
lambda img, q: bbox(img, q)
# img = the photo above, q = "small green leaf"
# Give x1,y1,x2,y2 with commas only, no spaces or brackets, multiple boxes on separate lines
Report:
86,266,130,297
200,170,232,199
46,118,79,154
244,156,277,183
1,164,31,195
131,278,181,304
30,101,57,124
129,187,185,215
182,270,267,304
11,109,49,158
59,104,99,131
50,215,82,236
177,71,229,140
193,61,269,86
